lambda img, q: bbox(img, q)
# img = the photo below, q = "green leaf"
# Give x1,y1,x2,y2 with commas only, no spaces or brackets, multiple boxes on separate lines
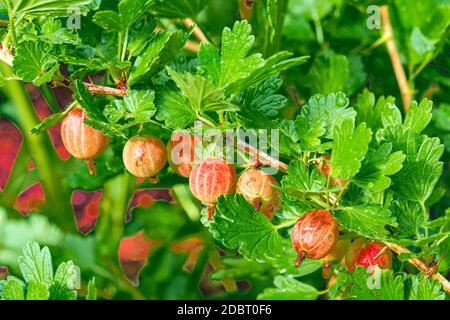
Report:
433,103,450,132
392,137,444,203
155,87,196,129
2,277,25,300
331,118,372,180
13,41,59,86
53,261,77,290
128,30,189,86
404,99,433,135
198,43,221,85
238,76,287,128
353,143,406,192
219,20,264,88
118,0,155,28
410,27,435,56
92,10,123,32
408,274,445,300
225,52,308,95
348,267,404,300
210,194,287,263
168,68,238,114
108,90,156,123
305,49,349,94
241,76,286,117
335,204,397,240
345,55,367,94
390,200,424,238
282,160,326,197
49,282,77,300
48,261,78,300
258,276,320,300
31,112,66,135
17,242,53,286
354,89,396,132
297,92,354,146
1,0,93,17
151,0,211,18
86,277,97,300
26,280,50,300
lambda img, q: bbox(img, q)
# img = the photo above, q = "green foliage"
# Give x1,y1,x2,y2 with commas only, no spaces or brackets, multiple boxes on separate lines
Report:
0,242,91,300
210,194,288,263
0,0,449,302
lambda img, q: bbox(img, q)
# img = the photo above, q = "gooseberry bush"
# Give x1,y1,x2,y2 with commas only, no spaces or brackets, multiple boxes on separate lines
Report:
0,0,449,301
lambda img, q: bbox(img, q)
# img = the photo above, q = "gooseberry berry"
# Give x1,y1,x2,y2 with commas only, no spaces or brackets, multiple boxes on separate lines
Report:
61,108,109,174
236,168,281,220
189,157,236,219
291,210,339,267
345,238,392,273
123,135,167,179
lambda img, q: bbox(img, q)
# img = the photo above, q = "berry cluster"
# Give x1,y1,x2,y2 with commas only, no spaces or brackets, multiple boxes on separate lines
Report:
62,107,392,275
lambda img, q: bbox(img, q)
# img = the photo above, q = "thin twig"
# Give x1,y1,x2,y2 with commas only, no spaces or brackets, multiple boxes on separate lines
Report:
83,83,128,97
236,138,288,173
185,40,200,53
380,5,411,112
184,18,209,43
386,242,450,295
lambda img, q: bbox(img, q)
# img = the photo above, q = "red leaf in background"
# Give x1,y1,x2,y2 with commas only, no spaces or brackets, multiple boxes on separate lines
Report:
171,237,204,272
28,86,71,160
0,267,8,280
71,190,103,235
126,189,175,222
0,117,23,191
13,183,46,216
118,231,161,286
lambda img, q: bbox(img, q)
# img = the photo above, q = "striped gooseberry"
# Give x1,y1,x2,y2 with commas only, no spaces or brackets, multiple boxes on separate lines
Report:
291,210,339,267
122,135,167,179
236,168,281,220
61,108,109,174
189,157,236,219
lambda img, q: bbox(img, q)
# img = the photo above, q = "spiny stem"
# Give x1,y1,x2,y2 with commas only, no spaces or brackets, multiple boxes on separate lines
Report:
236,138,288,173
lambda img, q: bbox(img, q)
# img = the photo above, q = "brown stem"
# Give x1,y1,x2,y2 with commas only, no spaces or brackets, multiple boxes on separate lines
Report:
185,40,200,53
83,83,128,97
295,250,306,268
385,242,450,295
86,160,97,175
207,204,216,220
380,6,411,112
184,18,208,43
236,138,288,173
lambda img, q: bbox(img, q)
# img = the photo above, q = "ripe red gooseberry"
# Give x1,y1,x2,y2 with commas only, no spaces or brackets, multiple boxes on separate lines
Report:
291,210,339,268
189,157,236,219
236,168,281,220
61,108,109,175
345,238,392,273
